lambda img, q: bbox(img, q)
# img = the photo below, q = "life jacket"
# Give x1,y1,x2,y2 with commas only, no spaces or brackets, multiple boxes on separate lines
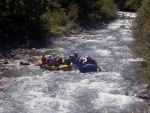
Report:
58,57,63,64
66,58,72,65
50,58,59,66
74,55,80,64
79,59,84,65
47,58,53,65
41,56,47,64
63,58,67,64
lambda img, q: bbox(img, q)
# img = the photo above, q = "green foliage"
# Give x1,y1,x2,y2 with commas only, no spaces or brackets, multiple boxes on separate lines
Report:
68,4,78,21
72,0,117,21
0,0,48,45
42,10,76,35
51,0,117,22
101,0,117,19
74,0,100,21
0,0,118,46
125,0,142,11
114,0,126,10
114,0,142,11
132,0,150,78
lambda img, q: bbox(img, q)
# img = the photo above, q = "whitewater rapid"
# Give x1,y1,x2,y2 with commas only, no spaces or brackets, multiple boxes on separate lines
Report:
0,13,149,113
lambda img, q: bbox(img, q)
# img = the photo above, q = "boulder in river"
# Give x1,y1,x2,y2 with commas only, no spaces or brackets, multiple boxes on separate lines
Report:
120,25,125,28
20,62,30,65
135,95,150,100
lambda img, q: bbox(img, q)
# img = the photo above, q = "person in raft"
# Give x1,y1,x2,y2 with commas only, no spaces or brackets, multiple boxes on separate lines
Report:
65,55,73,66
57,55,63,64
47,55,53,66
41,54,47,64
86,56,101,71
73,52,80,64
52,53,56,59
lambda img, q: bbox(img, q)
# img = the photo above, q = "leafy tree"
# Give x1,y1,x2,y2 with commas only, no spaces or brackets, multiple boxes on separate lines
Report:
0,0,48,45
114,0,126,10
0,0,118,46
114,0,142,11
125,0,142,11
71,0,117,21
101,0,117,19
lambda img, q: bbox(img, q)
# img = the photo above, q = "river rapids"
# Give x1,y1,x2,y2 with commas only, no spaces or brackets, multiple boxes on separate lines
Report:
0,12,149,113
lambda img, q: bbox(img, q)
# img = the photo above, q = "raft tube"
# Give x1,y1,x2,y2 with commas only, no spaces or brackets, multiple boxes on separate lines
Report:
38,60,74,71
78,64,97,73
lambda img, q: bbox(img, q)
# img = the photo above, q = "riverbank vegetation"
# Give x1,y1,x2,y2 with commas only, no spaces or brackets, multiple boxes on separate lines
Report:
114,0,142,12
132,0,150,78
0,0,143,50
0,0,117,47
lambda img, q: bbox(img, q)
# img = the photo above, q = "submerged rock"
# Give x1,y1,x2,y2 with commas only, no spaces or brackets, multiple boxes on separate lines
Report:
135,95,150,100
120,25,125,28
20,62,30,65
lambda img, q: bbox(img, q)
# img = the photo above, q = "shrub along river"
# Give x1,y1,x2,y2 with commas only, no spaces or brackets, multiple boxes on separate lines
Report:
0,12,149,113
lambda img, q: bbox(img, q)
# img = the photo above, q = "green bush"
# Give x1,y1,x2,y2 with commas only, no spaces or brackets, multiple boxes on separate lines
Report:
75,0,117,21
132,0,150,78
0,0,118,45
114,0,142,11
42,10,76,35
101,0,117,19
68,4,78,21
43,0,117,35
0,0,48,45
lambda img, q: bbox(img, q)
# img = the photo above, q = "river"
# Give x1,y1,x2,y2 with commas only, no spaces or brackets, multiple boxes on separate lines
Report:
0,12,149,113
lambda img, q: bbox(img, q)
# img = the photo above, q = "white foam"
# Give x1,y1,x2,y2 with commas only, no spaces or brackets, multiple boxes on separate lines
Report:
128,58,144,62
105,36,117,41
64,72,122,93
14,75,73,113
118,11,137,18
57,48,67,52
122,37,133,42
25,96,71,113
96,49,111,56
89,82,121,92
92,93,132,110
85,40,100,43
108,24,120,29
112,46,129,51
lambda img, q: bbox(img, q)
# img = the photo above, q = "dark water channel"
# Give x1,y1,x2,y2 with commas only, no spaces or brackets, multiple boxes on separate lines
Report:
0,13,149,113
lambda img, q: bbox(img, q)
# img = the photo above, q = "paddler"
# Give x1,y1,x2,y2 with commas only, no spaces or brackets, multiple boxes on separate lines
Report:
41,54,47,64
